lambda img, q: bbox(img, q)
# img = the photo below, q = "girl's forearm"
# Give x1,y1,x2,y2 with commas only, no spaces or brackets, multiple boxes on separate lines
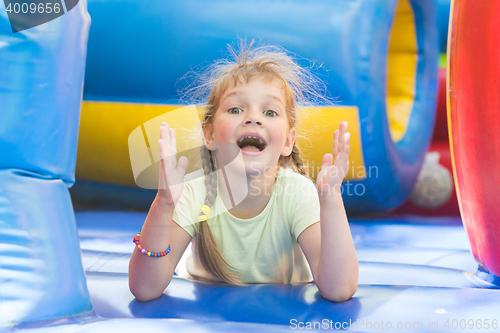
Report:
129,194,176,301
317,192,358,302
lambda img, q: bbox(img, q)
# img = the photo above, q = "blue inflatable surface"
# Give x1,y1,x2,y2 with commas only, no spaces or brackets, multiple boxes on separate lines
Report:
9,212,500,332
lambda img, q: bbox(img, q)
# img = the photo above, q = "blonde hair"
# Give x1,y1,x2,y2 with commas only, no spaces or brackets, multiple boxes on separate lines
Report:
184,40,328,285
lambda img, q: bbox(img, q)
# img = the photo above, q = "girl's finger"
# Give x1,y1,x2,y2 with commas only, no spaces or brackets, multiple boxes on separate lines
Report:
343,132,351,154
336,133,349,174
338,123,344,153
177,155,189,177
160,125,165,141
322,153,333,169
170,128,177,151
342,133,351,164
333,130,339,157
160,125,168,145
162,122,170,143
340,121,348,131
159,139,174,170
159,139,168,160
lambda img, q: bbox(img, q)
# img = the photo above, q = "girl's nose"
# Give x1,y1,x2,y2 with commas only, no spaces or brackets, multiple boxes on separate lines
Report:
243,109,263,126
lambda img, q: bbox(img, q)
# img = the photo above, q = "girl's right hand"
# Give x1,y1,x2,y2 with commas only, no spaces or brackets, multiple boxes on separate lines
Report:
157,122,189,206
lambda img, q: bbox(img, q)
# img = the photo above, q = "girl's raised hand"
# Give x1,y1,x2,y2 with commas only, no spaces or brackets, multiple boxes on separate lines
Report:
158,122,189,206
316,121,350,196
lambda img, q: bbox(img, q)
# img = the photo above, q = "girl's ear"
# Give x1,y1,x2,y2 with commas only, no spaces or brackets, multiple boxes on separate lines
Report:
203,123,215,151
281,127,296,156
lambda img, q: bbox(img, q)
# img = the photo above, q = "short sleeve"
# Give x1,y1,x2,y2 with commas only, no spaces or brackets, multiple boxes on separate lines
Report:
172,177,203,238
288,176,321,240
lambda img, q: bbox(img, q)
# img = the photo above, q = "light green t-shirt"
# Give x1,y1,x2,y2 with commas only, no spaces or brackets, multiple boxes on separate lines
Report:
172,166,320,284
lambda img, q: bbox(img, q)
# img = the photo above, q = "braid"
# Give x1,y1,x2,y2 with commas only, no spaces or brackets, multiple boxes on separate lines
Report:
196,146,245,285
279,143,310,180
290,144,310,179
201,147,218,207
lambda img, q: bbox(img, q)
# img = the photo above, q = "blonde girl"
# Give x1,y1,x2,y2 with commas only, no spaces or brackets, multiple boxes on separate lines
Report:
129,42,358,303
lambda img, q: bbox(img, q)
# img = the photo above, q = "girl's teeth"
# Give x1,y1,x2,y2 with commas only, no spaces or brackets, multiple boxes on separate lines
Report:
237,136,266,151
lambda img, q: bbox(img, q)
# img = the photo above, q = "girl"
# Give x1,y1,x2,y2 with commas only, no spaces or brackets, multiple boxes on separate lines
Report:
129,43,358,303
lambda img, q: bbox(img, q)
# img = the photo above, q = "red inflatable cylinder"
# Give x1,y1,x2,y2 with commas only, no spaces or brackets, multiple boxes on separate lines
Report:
448,0,500,276
433,67,448,142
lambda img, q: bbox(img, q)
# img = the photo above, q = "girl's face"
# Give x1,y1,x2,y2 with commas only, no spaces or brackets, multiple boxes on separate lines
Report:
204,75,296,176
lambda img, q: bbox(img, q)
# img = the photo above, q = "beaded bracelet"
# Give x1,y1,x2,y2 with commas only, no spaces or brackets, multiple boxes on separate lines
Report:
133,233,171,257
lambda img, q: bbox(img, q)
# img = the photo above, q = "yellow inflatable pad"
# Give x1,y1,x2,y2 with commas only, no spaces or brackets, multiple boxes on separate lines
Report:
77,102,366,187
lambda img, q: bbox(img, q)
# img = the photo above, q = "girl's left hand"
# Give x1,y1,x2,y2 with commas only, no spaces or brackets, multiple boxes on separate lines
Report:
316,121,350,196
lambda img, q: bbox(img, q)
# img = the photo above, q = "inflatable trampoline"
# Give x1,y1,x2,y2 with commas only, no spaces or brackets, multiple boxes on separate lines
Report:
1,0,500,332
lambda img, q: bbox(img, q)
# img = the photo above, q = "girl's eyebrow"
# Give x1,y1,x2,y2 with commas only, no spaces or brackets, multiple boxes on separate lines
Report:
265,94,286,105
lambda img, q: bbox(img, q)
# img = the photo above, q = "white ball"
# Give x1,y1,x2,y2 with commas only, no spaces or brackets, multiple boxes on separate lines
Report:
409,152,453,208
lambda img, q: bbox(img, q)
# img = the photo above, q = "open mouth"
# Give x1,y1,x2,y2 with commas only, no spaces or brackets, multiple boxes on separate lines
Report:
237,135,267,152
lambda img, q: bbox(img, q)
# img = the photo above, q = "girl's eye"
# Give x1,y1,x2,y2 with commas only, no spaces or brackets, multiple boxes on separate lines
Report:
264,110,277,117
229,107,243,114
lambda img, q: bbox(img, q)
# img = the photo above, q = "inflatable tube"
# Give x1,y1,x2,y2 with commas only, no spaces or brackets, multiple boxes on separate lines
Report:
72,0,439,216
0,1,92,326
448,0,500,278
394,65,461,216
